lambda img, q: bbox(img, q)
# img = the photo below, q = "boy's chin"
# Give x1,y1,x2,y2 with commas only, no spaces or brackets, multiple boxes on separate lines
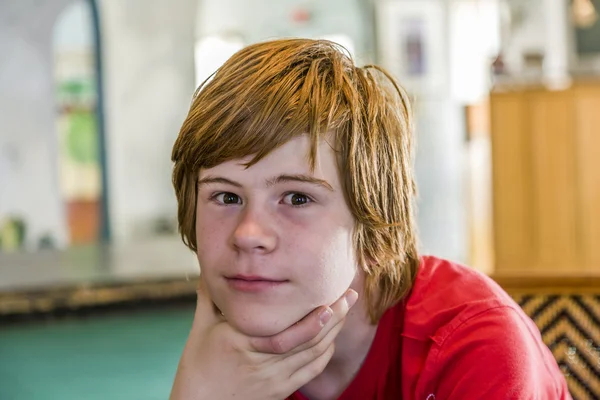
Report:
225,311,304,338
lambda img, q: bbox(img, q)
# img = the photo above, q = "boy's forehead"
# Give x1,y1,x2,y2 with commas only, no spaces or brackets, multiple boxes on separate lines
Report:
198,136,337,178
198,153,314,176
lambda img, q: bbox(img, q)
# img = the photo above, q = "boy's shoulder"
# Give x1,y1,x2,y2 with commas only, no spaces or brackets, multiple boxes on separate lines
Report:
395,256,571,399
401,255,521,340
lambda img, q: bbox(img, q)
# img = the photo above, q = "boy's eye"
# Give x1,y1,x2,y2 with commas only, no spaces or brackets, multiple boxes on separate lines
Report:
283,193,311,207
215,192,241,205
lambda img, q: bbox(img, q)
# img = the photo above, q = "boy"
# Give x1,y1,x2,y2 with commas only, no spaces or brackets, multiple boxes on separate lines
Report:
169,39,571,399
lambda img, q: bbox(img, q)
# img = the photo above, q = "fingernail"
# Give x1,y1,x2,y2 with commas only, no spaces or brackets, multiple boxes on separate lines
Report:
319,308,333,327
345,290,358,308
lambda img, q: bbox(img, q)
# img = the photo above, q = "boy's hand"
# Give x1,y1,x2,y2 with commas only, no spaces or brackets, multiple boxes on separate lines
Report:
169,277,358,400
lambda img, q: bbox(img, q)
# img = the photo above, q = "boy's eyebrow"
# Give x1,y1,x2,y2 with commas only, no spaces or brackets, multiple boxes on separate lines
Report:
197,176,243,188
197,174,334,192
266,174,334,192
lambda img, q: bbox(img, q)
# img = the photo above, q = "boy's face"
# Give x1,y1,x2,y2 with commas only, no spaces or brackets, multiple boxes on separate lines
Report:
195,135,359,337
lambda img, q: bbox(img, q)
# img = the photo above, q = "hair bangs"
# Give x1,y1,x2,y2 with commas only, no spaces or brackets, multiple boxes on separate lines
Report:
174,39,355,173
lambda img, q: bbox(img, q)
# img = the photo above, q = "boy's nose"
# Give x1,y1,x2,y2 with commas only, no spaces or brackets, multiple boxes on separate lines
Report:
231,208,277,253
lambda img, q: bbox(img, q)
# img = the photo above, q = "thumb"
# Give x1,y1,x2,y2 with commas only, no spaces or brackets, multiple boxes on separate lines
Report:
191,274,223,333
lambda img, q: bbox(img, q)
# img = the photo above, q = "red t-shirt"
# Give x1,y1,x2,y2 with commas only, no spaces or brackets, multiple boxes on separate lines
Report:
288,256,572,399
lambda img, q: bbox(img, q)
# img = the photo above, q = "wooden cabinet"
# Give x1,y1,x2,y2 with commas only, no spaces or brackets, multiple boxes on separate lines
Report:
490,81,600,274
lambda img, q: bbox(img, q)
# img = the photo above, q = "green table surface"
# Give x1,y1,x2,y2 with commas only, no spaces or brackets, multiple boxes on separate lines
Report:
0,305,194,400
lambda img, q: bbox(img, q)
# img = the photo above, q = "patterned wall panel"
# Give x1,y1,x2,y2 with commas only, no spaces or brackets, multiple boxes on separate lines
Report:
511,294,600,400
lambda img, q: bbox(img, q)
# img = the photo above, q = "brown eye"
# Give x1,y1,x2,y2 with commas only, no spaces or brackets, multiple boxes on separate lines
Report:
284,193,311,207
216,193,241,204
291,194,308,205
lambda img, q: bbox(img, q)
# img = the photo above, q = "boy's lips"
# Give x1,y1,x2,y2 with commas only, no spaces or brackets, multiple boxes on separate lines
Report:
229,274,286,282
225,275,289,292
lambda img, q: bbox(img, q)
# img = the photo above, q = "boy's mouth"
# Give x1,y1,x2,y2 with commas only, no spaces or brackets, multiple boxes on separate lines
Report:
225,275,288,292
229,274,285,281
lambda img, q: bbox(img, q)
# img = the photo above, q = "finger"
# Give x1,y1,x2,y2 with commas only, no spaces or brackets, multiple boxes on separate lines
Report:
287,342,336,391
191,274,223,332
260,342,336,400
249,305,331,354
279,310,345,375
292,288,357,353
250,288,358,354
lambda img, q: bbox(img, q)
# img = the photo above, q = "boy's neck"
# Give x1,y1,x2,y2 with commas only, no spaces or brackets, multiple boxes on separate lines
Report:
299,275,378,400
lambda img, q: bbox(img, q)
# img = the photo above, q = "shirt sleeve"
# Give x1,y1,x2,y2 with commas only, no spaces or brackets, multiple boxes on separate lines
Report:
426,306,572,400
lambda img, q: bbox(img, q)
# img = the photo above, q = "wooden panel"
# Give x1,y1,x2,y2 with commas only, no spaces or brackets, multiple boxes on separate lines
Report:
529,91,579,271
491,81,600,277
490,93,534,272
492,273,600,294
574,88,600,270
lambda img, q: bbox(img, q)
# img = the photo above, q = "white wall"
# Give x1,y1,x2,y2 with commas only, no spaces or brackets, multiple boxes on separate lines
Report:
413,97,467,262
0,0,199,247
375,0,471,263
195,0,374,63
449,0,501,102
99,0,197,243
0,0,77,249
501,0,572,80
502,0,546,72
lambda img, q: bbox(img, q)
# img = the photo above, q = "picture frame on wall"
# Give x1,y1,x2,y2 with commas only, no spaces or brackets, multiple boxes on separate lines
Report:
376,0,446,95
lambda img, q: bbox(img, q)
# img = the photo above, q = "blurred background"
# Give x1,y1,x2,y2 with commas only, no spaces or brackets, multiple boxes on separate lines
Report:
0,0,599,398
